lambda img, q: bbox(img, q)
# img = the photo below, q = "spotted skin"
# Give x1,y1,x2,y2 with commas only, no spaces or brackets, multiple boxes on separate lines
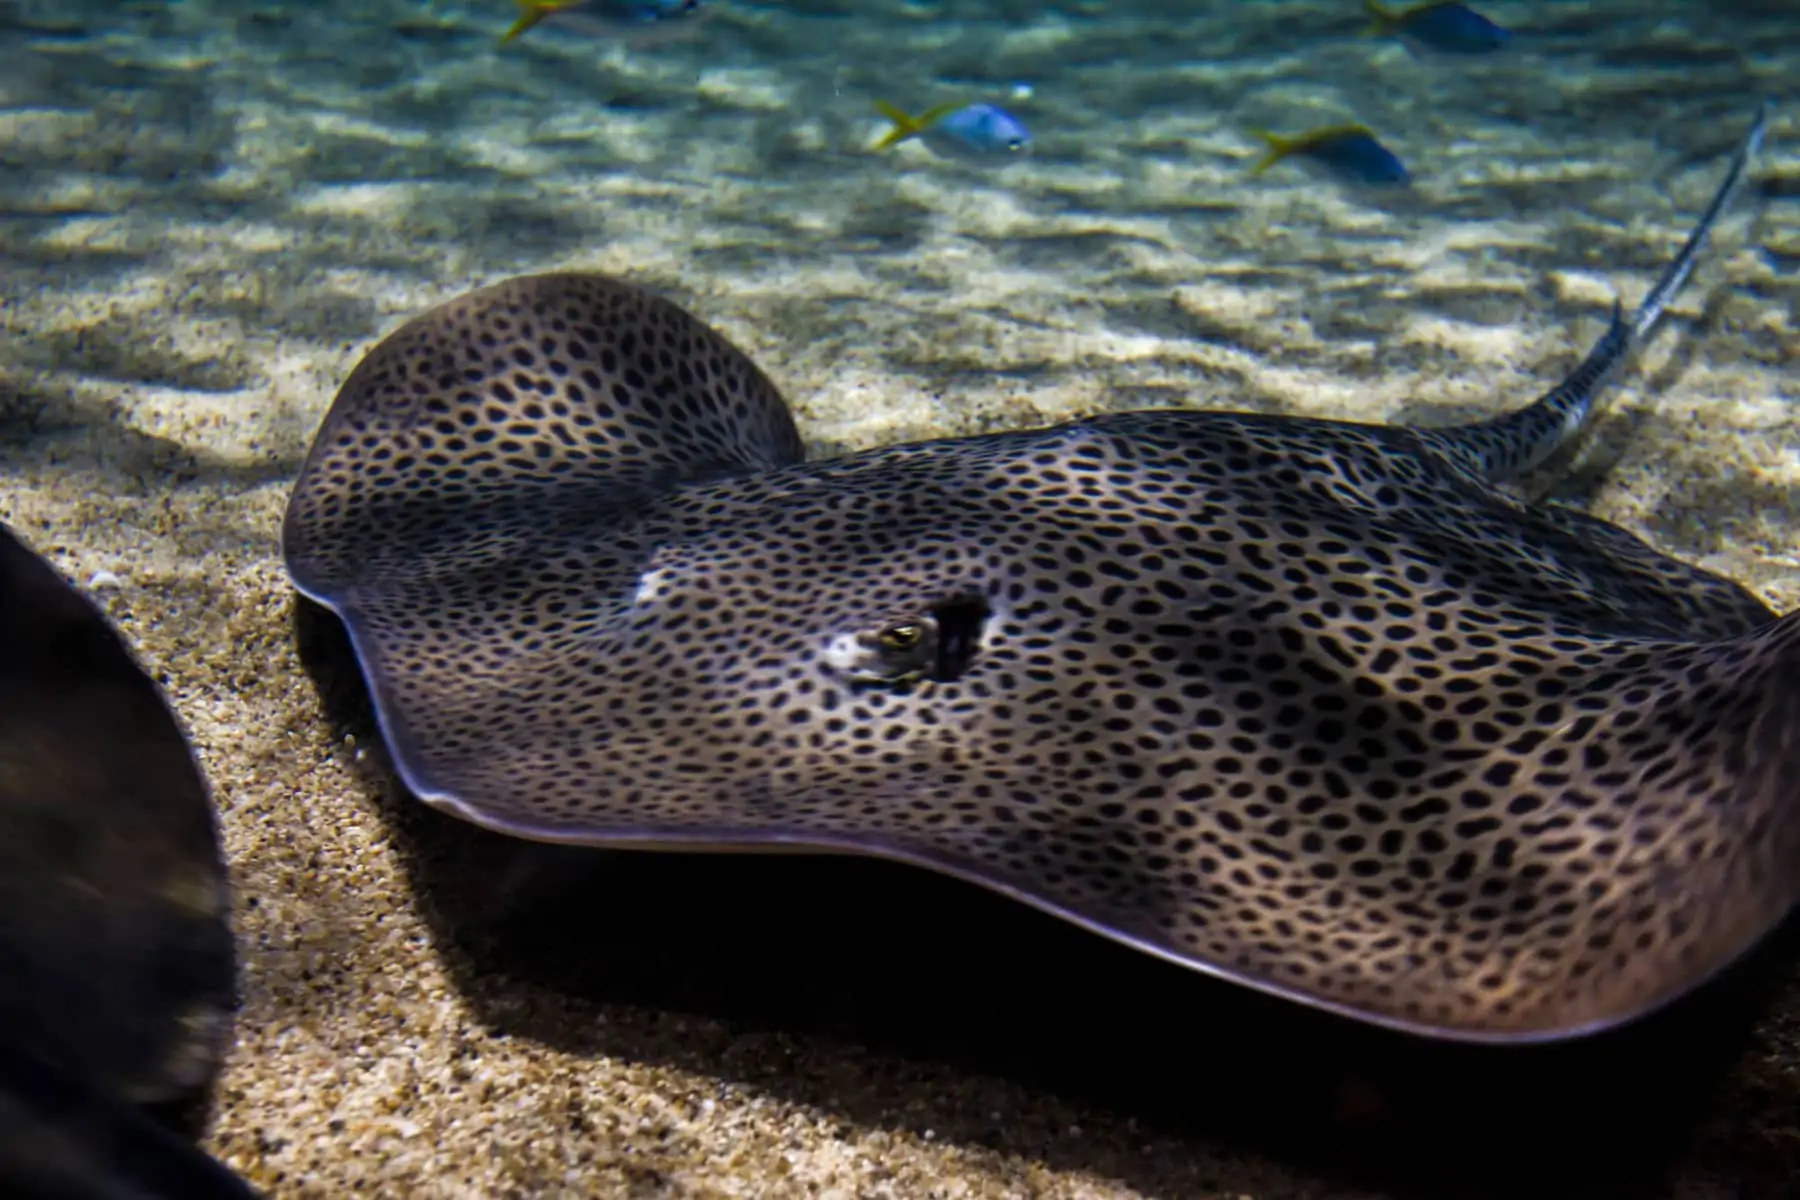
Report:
283,109,1798,1043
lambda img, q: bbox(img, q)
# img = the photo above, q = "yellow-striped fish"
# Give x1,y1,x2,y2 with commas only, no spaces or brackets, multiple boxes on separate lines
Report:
873,100,1032,158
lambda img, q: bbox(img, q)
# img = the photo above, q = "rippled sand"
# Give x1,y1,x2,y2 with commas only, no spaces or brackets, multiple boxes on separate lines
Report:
2,0,1799,1194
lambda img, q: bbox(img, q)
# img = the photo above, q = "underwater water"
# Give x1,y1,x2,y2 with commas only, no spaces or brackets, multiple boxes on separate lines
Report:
3,0,1800,1195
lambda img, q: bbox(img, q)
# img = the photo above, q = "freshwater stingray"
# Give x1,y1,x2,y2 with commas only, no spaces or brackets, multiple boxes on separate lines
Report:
0,524,253,1196
283,105,1798,1044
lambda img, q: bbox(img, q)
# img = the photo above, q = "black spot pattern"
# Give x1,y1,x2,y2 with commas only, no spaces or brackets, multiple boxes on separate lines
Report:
282,272,1800,1043
282,273,805,606
284,133,1800,1047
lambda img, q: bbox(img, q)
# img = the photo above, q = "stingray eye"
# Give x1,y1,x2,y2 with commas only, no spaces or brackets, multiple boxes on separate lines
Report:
824,597,988,687
877,623,925,652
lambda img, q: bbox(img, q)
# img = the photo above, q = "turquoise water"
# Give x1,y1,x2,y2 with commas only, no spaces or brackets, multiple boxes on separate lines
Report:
3,2,1799,1196
6,1,1795,528
4,4,1793,440
5,2,1796,605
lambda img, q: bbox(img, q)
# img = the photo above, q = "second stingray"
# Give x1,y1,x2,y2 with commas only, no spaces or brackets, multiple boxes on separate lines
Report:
283,106,1800,1044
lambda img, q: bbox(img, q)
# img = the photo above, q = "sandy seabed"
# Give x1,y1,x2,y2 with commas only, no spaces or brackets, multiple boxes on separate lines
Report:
3,0,1800,1195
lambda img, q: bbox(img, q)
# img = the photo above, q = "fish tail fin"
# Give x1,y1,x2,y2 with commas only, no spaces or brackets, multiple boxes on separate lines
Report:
873,100,926,150
1361,0,1400,35
867,100,943,151
1248,130,1291,177
500,0,559,45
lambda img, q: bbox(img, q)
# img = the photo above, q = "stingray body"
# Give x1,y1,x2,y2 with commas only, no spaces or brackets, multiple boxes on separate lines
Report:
0,525,253,1196
283,107,1800,1043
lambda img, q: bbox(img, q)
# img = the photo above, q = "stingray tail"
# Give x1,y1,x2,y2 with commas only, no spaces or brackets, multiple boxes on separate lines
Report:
1434,101,1768,484
1629,104,1768,342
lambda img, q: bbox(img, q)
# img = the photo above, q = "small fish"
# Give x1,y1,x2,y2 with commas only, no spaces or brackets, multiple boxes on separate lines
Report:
1250,124,1410,186
499,0,702,45
873,100,1032,160
1363,0,1509,54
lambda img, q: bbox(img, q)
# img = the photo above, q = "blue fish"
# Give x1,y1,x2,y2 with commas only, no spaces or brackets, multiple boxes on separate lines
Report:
499,0,702,45
1250,124,1410,186
873,100,1032,161
1364,0,1509,54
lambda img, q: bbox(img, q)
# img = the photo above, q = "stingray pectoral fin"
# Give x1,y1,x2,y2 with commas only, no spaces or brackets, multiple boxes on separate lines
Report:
1515,611,1800,1038
1512,626,1800,1040
1079,612,1800,1044
281,273,804,607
